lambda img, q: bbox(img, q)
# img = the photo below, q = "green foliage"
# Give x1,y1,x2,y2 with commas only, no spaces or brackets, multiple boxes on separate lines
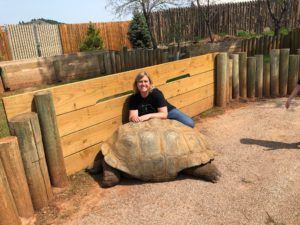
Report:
236,30,257,38
218,32,227,37
79,23,104,52
0,100,9,137
192,36,202,43
127,11,151,48
279,27,289,35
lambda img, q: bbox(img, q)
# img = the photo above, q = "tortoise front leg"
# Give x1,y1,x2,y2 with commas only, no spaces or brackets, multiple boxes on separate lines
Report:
101,160,121,188
182,162,221,183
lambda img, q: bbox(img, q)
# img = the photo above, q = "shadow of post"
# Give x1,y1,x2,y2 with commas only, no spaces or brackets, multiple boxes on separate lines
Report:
240,138,300,151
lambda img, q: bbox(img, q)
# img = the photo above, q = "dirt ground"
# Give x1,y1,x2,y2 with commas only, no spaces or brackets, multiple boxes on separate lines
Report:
24,97,300,225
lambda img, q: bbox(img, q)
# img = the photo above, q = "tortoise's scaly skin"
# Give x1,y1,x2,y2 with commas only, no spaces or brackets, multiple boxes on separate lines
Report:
101,119,215,181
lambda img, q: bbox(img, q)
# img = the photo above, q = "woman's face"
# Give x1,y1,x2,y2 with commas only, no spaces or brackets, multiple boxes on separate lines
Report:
137,75,151,93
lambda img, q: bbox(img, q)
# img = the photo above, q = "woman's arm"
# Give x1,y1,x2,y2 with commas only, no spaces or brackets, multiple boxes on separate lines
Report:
129,107,168,122
139,106,168,121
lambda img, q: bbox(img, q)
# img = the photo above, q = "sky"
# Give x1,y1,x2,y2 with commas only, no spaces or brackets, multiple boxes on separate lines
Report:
0,0,251,25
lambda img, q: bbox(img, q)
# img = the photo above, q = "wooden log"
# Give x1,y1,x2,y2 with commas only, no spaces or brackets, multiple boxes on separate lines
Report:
227,58,233,102
123,47,129,71
255,55,263,98
0,136,34,218
33,91,68,188
97,53,106,75
279,49,290,96
263,63,271,98
110,51,116,74
238,52,247,98
247,57,256,99
115,52,121,73
0,159,21,225
270,49,280,97
162,50,168,63
103,52,112,75
216,53,228,107
288,55,299,94
232,54,239,99
9,112,53,210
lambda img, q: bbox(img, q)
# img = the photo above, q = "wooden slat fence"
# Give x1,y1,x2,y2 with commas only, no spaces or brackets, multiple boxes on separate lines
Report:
59,21,132,54
241,28,300,55
0,27,12,61
150,0,300,44
2,53,216,175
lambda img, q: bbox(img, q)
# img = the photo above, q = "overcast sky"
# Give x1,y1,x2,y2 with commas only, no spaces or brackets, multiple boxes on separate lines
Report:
0,0,251,25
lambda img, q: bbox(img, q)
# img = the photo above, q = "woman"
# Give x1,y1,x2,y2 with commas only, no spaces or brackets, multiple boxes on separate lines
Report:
129,71,195,128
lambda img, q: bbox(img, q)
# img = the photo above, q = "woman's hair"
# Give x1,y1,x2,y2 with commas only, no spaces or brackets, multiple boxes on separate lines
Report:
133,71,154,94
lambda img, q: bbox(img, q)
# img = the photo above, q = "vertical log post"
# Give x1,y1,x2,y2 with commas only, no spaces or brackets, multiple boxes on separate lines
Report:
255,55,264,98
110,51,116,74
238,52,247,98
0,160,20,225
247,57,256,99
0,137,34,218
33,91,68,187
279,49,290,96
232,54,239,99
162,50,168,63
103,52,112,75
9,112,53,210
270,49,280,97
227,58,233,102
263,63,271,97
288,55,300,94
216,53,228,107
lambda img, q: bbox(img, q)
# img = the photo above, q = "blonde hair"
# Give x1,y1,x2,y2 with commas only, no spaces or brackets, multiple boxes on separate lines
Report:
133,71,154,94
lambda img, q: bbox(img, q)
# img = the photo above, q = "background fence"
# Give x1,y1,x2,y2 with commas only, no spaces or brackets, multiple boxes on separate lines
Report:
241,28,300,55
150,0,300,44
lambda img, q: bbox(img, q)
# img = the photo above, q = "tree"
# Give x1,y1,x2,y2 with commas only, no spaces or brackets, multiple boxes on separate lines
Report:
265,0,289,36
128,11,152,48
106,0,186,49
79,23,104,52
192,0,216,43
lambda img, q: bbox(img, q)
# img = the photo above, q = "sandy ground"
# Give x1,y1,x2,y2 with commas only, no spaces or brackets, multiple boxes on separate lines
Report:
30,98,300,225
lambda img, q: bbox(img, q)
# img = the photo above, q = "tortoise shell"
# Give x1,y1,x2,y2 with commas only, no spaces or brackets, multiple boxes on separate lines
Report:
101,119,215,181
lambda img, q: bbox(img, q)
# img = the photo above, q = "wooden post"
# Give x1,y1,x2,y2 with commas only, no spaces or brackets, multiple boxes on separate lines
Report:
270,49,280,97
255,55,263,98
123,47,129,71
216,53,228,107
227,58,233,102
279,49,290,96
232,54,239,99
33,91,68,187
162,50,168,63
115,52,121,73
247,57,256,99
263,63,271,98
9,112,53,210
0,160,21,225
0,137,34,218
238,52,247,98
288,55,299,94
110,51,116,74
103,52,112,75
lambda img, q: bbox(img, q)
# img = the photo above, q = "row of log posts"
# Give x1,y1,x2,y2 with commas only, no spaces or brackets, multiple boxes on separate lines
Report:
216,49,300,107
0,91,68,224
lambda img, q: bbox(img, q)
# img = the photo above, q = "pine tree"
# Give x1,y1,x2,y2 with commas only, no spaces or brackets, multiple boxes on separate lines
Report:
80,23,104,52
127,11,151,49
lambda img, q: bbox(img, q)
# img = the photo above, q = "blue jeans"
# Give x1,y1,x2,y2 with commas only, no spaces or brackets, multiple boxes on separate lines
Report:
168,109,195,128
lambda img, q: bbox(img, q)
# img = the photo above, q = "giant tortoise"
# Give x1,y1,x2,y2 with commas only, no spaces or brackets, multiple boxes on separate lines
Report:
95,119,221,187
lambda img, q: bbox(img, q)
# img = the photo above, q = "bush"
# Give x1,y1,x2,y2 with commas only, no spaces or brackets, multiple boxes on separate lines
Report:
79,23,104,52
128,11,151,48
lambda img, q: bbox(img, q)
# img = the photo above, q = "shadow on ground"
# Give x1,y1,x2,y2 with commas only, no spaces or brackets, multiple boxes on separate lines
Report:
240,138,300,151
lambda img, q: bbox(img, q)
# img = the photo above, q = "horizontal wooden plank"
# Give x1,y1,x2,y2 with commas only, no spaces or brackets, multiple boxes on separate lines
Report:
61,116,122,157
180,96,214,118
57,70,214,136
64,143,101,175
3,53,215,120
168,84,214,109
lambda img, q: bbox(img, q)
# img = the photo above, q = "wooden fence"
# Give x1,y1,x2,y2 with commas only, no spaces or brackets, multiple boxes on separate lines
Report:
2,53,216,175
150,0,300,44
0,27,12,61
59,21,132,54
241,28,300,55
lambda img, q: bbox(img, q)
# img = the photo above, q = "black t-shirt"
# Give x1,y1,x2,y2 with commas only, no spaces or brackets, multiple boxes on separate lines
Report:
129,88,175,116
